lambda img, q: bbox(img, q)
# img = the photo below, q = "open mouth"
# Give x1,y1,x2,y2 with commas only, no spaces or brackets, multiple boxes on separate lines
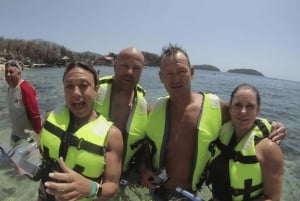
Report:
72,102,85,110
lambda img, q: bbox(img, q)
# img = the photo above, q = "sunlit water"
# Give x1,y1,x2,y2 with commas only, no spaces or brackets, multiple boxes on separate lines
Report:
0,66,299,200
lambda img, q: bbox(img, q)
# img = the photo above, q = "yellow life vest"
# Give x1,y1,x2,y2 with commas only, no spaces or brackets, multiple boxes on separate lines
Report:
40,104,112,180
210,118,271,201
95,75,147,172
146,93,222,191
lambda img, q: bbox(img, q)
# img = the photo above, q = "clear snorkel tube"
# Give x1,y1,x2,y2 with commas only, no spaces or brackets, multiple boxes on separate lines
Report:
176,187,204,201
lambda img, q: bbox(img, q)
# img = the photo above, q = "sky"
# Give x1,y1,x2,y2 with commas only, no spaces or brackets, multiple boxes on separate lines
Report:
1,0,299,82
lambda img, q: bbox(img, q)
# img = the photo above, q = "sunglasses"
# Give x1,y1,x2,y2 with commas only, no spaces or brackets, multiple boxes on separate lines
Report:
5,60,22,71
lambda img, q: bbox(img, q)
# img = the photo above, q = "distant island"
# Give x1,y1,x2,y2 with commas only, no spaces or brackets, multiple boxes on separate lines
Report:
227,68,264,76
193,65,264,77
194,64,220,71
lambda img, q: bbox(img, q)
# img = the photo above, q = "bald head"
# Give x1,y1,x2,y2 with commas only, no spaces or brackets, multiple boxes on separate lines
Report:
117,47,144,64
114,47,144,90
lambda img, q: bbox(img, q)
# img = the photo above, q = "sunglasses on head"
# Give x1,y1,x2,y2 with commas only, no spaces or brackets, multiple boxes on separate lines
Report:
5,60,22,70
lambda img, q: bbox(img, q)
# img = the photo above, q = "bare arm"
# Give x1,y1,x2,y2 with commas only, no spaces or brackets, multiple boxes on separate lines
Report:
100,125,123,200
256,138,284,201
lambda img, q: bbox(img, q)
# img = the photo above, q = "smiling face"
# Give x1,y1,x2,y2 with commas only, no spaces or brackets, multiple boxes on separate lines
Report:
63,67,98,121
159,51,194,98
229,87,260,135
5,65,21,88
113,48,144,92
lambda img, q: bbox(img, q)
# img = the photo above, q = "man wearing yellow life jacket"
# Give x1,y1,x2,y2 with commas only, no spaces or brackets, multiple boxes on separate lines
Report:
95,48,147,173
40,105,111,182
38,61,123,201
146,93,222,191
140,45,286,201
96,75,147,172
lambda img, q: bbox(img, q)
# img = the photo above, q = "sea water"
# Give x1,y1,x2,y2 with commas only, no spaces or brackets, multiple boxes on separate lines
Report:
0,66,299,200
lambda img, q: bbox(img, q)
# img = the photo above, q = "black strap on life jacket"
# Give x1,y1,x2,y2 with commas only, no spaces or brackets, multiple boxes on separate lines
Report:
209,119,270,164
130,138,148,150
254,119,270,138
230,178,264,201
146,137,157,171
43,121,105,156
206,119,270,200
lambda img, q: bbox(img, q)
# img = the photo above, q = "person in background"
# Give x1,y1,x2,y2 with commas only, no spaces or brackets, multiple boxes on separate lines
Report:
207,83,283,201
38,61,123,201
5,60,42,144
140,44,286,200
96,47,148,174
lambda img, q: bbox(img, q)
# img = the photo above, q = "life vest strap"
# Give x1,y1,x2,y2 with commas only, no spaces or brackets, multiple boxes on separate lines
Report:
230,179,263,200
44,121,105,155
130,138,147,150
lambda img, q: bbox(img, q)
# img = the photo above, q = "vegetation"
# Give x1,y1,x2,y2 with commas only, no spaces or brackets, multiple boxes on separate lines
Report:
0,37,160,67
0,37,264,77
194,64,220,71
227,68,264,76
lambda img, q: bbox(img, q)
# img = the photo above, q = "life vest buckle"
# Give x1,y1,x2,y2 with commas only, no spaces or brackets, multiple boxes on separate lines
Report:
61,132,72,143
76,138,83,150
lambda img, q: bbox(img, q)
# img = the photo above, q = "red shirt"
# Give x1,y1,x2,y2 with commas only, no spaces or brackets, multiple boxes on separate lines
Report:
20,80,42,134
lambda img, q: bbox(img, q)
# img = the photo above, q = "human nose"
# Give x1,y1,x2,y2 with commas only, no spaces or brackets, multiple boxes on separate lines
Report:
73,86,82,96
240,106,247,113
126,66,134,75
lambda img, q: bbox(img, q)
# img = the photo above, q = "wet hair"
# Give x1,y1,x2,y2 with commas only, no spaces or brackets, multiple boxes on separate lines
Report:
63,61,98,87
160,44,191,66
230,83,261,106
5,60,23,72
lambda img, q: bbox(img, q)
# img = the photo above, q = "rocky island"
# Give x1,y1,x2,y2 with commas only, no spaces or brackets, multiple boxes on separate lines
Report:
227,68,264,76
193,64,221,71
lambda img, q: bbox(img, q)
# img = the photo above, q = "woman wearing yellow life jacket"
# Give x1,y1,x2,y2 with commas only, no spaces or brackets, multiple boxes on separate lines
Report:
208,83,283,201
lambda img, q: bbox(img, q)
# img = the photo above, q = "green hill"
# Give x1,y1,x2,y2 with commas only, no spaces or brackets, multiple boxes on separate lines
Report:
227,68,264,76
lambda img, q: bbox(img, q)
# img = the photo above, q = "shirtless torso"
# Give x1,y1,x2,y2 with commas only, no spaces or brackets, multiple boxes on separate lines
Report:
110,89,134,133
164,92,203,190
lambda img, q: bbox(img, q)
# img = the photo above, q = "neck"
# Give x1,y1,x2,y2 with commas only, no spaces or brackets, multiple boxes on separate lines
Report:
235,125,255,142
73,110,97,130
170,92,195,108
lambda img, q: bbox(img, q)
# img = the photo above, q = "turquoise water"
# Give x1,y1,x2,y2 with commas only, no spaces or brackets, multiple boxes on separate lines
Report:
0,66,299,200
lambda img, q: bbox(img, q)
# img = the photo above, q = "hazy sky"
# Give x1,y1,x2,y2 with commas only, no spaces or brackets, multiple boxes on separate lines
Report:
1,0,299,82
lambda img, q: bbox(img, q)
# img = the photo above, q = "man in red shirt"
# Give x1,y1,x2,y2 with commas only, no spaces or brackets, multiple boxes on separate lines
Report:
5,60,42,144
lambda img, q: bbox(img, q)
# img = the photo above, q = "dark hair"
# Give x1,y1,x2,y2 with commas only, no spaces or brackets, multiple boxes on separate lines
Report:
5,60,23,71
63,61,98,87
230,83,261,106
160,44,191,66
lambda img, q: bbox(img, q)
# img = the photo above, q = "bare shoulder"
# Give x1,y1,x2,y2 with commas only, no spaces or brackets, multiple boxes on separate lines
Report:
108,124,122,136
107,125,123,150
256,138,283,163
